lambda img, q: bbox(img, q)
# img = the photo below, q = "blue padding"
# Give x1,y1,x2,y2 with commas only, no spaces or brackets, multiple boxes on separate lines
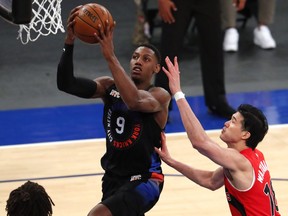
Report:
0,90,287,146
0,104,105,146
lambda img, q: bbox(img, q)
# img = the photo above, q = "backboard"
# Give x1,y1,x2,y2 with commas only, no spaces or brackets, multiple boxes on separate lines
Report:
0,0,32,24
0,0,64,44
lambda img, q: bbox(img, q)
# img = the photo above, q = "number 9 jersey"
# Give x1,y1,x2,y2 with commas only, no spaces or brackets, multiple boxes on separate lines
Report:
101,84,164,179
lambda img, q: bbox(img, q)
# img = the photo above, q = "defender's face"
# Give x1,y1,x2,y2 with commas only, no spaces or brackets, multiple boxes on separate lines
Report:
220,112,245,144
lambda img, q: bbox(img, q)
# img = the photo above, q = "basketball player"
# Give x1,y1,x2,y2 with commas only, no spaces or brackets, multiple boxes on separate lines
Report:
57,6,170,216
155,56,281,215
6,181,54,216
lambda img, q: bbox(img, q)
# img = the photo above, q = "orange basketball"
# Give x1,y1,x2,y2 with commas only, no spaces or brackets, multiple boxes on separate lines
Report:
73,3,114,44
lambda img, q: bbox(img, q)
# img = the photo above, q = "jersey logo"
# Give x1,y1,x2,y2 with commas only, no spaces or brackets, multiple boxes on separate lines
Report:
130,174,142,181
110,89,120,98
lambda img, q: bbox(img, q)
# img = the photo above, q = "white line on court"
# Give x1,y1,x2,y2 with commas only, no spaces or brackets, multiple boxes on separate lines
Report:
1,124,287,149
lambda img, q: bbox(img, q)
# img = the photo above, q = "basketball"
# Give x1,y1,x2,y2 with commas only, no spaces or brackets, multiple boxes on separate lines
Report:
73,3,114,44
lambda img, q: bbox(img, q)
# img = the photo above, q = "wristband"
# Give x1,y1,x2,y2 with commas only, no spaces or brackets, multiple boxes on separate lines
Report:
174,91,185,101
63,43,74,52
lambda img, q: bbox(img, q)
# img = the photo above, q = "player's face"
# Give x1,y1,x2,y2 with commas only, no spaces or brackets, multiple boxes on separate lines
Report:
220,112,246,144
130,47,159,84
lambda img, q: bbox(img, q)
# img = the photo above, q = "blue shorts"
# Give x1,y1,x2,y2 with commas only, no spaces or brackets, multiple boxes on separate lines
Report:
100,173,164,216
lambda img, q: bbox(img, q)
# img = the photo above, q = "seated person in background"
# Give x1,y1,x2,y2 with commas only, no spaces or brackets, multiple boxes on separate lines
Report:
6,181,54,216
221,0,276,52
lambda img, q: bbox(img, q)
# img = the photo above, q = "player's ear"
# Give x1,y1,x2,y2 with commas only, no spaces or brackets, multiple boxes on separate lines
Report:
242,130,251,140
154,63,161,74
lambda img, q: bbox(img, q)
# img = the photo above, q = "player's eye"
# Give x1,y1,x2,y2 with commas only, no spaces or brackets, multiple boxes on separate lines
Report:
144,56,151,62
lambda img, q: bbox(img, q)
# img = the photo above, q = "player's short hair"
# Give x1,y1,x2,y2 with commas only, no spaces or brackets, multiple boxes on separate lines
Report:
138,43,161,64
237,104,268,149
6,181,55,216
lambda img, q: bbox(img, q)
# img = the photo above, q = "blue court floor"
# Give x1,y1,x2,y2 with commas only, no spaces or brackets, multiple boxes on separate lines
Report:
1,89,287,146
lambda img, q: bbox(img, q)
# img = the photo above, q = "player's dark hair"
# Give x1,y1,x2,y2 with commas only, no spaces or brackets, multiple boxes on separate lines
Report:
138,43,161,64
6,181,54,216
237,104,268,149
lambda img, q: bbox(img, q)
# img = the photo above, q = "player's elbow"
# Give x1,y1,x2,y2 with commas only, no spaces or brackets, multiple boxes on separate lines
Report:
57,78,68,92
190,136,210,152
209,184,220,191
190,139,205,151
200,181,221,191
123,95,143,110
56,73,73,93
127,99,158,112
207,187,217,191
57,79,65,91
57,69,68,92
125,100,142,111
56,76,75,95
209,182,223,191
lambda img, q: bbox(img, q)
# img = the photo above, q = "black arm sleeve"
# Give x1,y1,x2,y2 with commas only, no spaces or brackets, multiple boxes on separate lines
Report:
57,44,97,98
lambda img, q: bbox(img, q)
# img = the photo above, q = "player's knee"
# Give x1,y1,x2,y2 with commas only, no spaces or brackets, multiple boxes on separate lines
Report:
87,203,112,216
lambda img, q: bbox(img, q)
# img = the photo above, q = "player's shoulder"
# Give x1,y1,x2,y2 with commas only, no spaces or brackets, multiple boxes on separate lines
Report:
95,76,114,87
92,76,115,98
150,86,170,96
149,86,171,102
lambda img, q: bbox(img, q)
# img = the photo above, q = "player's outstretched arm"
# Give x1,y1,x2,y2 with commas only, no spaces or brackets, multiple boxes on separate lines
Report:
155,132,224,190
162,56,211,147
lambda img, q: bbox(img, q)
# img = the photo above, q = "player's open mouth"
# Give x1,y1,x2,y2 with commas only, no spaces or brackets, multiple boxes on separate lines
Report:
132,66,142,72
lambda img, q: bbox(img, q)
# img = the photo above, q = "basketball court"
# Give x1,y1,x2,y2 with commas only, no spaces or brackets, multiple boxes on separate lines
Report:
1,126,288,215
0,0,287,215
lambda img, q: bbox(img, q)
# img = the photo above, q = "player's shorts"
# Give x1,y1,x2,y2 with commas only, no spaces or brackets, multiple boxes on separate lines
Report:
100,172,164,216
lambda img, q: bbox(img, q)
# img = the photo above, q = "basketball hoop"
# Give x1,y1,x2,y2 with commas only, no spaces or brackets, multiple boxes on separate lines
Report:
18,0,65,44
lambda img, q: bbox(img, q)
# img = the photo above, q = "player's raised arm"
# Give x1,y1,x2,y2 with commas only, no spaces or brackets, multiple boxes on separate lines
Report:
57,6,112,100
95,21,170,113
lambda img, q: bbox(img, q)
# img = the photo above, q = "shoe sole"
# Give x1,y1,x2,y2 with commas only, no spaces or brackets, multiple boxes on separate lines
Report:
254,40,276,49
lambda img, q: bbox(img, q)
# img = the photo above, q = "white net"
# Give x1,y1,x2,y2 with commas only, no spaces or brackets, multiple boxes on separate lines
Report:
18,0,65,44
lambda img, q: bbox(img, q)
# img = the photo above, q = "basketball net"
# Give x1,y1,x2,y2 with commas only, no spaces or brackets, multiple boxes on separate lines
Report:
18,0,65,44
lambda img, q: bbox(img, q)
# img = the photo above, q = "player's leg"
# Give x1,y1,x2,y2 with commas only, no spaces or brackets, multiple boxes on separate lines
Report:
87,203,112,216
101,178,163,216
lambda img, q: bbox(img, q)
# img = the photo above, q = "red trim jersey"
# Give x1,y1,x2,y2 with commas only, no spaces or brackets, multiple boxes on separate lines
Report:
224,148,281,216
